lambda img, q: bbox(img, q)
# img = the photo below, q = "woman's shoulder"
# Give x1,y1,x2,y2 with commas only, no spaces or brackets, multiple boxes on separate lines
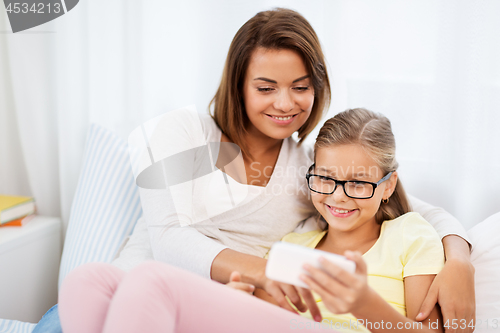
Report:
157,106,221,144
148,106,206,136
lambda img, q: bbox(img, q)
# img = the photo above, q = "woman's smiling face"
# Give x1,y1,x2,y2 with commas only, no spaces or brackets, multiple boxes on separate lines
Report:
242,47,315,141
311,144,397,234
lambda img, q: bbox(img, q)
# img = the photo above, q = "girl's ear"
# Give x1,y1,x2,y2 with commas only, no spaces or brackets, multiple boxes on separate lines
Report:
383,171,398,199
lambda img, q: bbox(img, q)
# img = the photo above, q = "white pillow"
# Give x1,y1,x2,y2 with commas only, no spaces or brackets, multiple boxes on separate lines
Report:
469,212,500,332
58,123,143,288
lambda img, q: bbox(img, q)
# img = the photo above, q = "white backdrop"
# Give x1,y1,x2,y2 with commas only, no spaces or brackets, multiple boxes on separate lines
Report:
1,0,499,234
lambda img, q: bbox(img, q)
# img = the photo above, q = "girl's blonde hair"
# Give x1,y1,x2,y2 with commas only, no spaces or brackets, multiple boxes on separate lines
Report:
314,108,411,224
209,8,331,160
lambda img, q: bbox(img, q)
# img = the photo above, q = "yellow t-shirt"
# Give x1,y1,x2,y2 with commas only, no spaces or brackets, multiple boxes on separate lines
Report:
277,212,445,332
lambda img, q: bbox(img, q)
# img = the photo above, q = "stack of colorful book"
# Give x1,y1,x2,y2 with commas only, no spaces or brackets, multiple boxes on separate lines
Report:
0,194,36,227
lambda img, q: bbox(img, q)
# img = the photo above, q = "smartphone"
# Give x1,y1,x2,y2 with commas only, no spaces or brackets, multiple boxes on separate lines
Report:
265,242,356,289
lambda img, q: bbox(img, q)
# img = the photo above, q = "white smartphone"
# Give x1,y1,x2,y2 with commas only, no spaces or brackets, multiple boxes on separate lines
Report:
265,242,356,289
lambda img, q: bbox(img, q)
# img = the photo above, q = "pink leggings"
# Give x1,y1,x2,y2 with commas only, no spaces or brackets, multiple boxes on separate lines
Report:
58,261,334,333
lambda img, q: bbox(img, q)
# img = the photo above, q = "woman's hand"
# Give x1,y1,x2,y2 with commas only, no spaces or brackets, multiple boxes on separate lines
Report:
416,259,476,333
226,271,255,295
259,277,323,322
299,251,368,314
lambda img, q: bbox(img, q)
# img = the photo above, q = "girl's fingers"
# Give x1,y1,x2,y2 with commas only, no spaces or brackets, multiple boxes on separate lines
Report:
229,271,242,283
315,258,352,287
297,287,322,322
266,284,298,314
281,284,307,312
300,267,363,315
227,272,255,294
227,282,255,294
302,263,347,294
343,251,367,275
299,273,345,313
310,251,366,287
300,272,330,298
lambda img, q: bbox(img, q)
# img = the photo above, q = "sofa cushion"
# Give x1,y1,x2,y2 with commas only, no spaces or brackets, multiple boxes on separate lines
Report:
58,123,142,288
469,212,500,331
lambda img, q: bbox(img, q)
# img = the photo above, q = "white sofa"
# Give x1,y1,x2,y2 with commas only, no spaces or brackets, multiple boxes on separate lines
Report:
0,123,498,333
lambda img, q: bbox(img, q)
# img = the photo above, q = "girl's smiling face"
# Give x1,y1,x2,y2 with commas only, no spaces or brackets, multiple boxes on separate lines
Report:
311,144,398,234
242,47,315,141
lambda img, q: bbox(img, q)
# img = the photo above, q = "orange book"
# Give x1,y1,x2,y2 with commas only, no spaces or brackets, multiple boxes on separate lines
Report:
0,214,35,227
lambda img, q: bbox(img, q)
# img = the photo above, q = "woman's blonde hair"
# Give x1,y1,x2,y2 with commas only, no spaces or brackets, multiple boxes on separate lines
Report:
314,108,411,224
209,8,331,159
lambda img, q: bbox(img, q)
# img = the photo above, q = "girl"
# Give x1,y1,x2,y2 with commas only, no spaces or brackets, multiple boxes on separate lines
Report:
260,108,445,332
58,108,444,333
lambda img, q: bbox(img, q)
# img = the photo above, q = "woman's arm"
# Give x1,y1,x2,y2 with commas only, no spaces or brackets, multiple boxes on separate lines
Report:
301,252,442,333
142,183,322,320
136,108,246,278
135,109,324,317
141,180,323,319
140,186,228,278
211,248,267,284
408,195,470,246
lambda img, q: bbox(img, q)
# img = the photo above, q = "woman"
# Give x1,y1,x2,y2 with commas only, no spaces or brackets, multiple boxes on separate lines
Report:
138,8,474,327
37,7,474,332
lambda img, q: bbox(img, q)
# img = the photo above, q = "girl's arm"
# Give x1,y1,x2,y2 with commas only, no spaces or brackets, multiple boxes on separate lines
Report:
301,252,442,333
405,275,443,332
408,195,475,332
415,235,475,332
352,275,442,333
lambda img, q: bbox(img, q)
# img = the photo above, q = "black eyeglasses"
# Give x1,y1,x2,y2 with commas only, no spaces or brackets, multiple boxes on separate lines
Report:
305,164,393,199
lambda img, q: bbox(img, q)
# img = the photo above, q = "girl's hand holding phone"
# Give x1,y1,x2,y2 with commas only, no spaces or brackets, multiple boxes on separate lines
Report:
224,268,321,320
300,250,369,314
258,276,323,322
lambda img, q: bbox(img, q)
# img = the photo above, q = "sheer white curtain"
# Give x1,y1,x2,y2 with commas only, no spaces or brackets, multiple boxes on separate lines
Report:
1,0,498,235
318,0,500,230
